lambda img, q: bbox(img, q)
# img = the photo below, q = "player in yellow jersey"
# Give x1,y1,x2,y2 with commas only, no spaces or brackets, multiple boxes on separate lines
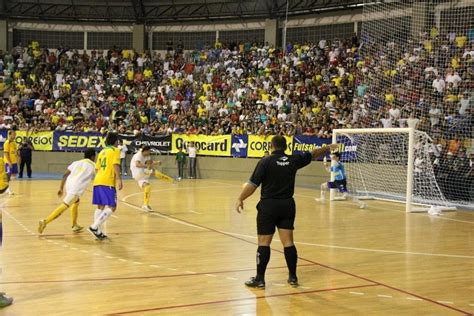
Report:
0,157,14,308
88,133,123,240
3,130,18,195
38,149,97,234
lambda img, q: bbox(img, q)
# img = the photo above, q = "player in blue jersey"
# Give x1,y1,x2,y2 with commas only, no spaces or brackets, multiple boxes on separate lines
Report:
316,152,366,208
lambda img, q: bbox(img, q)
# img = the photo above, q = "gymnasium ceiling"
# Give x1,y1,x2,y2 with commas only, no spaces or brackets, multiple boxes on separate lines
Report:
0,0,364,23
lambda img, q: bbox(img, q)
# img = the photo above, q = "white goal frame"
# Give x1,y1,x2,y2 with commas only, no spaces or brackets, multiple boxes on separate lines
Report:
331,128,455,213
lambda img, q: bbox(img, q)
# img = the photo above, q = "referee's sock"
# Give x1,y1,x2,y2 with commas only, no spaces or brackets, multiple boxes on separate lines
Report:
284,245,298,277
256,246,270,281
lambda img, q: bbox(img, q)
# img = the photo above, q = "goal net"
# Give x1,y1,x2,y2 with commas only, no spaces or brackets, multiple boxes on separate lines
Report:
352,0,473,210
333,128,452,213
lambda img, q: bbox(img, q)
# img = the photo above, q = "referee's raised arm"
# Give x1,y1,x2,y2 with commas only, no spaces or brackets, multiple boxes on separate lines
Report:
311,143,339,160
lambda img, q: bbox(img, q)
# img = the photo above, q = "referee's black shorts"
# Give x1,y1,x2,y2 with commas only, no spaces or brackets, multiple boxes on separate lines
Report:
256,198,296,235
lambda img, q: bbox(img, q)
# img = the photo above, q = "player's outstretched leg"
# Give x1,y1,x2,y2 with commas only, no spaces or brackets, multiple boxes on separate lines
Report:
38,203,69,234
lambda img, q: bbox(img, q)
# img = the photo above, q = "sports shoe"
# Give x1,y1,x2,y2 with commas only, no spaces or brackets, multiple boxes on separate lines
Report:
142,205,152,212
38,220,47,234
288,275,299,287
0,292,13,308
244,277,265,289
72,224,84,233
358,202,367,209
87,226,103,240
98,232,108,240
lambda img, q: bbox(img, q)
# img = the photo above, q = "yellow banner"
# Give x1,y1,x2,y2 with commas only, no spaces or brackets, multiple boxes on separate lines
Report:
248,135,293,158
171,134,231,157
15,131,53,151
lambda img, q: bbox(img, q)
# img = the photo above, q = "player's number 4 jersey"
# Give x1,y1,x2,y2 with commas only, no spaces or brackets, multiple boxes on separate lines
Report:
94,147,121,187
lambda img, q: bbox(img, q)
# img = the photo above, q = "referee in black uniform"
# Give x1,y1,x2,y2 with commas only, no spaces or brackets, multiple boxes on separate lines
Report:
235,136,338,288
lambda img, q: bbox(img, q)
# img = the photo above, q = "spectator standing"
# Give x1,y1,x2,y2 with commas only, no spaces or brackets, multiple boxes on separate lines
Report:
187,142,197,179
175,147,186,180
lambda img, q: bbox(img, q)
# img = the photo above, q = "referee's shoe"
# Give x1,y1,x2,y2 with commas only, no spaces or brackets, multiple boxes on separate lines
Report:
288,275,298,287
245,277,265,289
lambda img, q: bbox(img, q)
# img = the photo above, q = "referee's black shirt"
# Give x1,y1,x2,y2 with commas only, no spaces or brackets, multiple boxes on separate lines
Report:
249,150,312,199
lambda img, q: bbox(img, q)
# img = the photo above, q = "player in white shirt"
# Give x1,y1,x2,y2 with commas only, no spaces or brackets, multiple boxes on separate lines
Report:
130,146,161,212
38,149,96,234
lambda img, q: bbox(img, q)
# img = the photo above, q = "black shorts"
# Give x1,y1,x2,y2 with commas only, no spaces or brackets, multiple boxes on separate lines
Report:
256,198,296,235
328,179,348,193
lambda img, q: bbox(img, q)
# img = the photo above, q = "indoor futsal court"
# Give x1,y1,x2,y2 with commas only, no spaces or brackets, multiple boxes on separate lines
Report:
0,178,473,315
0,0,473,315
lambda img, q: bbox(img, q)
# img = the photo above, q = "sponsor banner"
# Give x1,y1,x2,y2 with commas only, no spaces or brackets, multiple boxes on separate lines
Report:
53,132,105,151
292,136,332,160
121,134,171,154
247,135,293,158
231,135,248,158
15,131,53,151
336,135,357,161
171,134,231,157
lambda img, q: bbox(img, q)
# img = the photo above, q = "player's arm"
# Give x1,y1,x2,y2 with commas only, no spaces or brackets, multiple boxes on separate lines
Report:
58,169,71,197
311,144,338,160
17,146,21,165
3,143,10,165
135,160,146,168
113,150,123,190
114,164,123,190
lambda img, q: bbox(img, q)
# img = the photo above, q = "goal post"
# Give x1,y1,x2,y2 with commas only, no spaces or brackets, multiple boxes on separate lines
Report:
331,128,455,213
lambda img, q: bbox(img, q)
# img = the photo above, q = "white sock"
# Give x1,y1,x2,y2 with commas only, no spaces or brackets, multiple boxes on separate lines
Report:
320,190,326,199
91,208,113,230
94,209,102,232
7,187,13,194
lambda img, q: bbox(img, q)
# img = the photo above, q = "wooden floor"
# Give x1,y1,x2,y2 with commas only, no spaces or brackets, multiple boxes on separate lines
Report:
0,178,473,316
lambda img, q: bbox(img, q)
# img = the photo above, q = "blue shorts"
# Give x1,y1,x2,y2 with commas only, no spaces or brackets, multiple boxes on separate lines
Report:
5,163,18,175
328,179,348,193
92,186,117,207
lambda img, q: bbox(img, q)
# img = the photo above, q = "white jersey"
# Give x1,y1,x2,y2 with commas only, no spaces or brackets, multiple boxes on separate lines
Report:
65,159,96,195
130,151,151,181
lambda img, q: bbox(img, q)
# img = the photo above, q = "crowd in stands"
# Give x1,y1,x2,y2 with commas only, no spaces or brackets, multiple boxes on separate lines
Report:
0,27,472,201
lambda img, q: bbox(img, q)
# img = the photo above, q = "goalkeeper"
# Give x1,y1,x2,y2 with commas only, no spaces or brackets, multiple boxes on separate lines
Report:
317,152,366,208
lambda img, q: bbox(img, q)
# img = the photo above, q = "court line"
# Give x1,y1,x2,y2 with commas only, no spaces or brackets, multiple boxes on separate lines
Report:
29,231,209,238
120,185,235,230
210,181,474,225
106,283,379,315
220,231,474,259
0,264,316,285
121,189,472,315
